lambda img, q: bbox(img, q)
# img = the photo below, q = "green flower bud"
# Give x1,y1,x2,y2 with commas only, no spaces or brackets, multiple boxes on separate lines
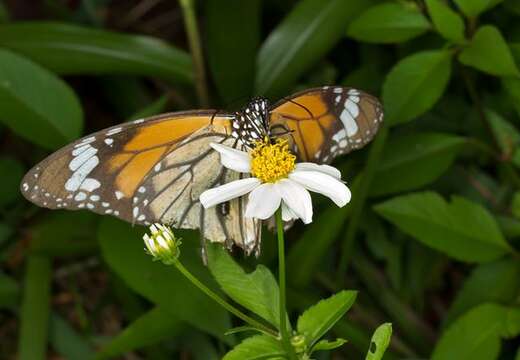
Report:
143,223,181,265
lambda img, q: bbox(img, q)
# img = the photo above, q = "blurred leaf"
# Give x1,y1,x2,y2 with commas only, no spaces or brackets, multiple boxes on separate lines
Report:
0,156,23,207
432,303,520,360
96,306,184,359
206,0,260,104
0,223,12,247
444,259,520,325
459,25,519,77
347,3,430,44
486,109,520,157
256,0,374,97
383,50,452,125
312,338,347,353
30,212,99,257
0,49,83,149
98,218,231,342
127,94,169,122
365,323,392,360
222,335,284,360
370,132,464,196
501,77,520,119
297,290,357,349
206,243,280,328
287,206,349,288
454,0,504,17
0,271,18,309
374,192,512,263
18,254,52,360
426,0,465,43
0,22,192,83
49,313,95,360
505,0,520,15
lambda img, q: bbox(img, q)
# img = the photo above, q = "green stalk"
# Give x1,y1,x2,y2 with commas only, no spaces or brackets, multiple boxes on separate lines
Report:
179,0,210,107
275,209,297,360
172,258,277,337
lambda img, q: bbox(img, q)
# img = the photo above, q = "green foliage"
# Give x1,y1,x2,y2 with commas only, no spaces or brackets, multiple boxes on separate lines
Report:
347,3,430,44
375,192,512,262
454,0,504,17
0,49,83,149
0,156,23,207
365,323,392,360
426,0,465,43
223,335,284,360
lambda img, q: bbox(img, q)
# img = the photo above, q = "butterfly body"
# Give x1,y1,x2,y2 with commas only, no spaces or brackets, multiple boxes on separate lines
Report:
21,86,382,254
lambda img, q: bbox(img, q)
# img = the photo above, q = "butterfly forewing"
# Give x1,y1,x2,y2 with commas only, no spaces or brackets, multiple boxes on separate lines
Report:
269,86,383,163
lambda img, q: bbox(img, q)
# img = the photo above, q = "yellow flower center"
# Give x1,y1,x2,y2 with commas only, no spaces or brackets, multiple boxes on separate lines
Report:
250,138,296,183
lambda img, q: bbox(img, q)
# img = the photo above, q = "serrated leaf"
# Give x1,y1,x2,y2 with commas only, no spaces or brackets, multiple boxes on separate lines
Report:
0,22,192,83
223,335,284,360
256,0,374,97
96,306,184,359
206,0,260,104
0,49,83,149
206,243,280,328
347,3,430,44
426,0,465,42
432,304,520,360
370,132,464,196
297,290,357,348
312,338,348,353
98,218,231,342
454,0,503,17
383,50,452,125
365,323,392,360
459,25,519,77
444,259,520,326
374,192,512,263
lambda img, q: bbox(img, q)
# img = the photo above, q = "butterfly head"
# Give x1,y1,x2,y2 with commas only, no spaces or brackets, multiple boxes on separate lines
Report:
231,97,270,148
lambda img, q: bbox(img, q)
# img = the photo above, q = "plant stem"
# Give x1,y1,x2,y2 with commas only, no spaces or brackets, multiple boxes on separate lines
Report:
179,0,210,107
275,209,297,360
173,259,277,336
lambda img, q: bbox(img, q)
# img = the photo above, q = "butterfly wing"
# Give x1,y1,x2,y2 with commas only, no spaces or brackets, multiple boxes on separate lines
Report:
21,111,261,253
268,86,383,163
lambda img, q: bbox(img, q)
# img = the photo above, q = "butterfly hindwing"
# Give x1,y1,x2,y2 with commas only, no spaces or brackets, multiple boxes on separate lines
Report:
269,86,383,163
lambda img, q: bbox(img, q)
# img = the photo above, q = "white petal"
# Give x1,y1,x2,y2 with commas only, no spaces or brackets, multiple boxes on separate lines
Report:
199,177,260,208
295,162,341,179
274,179,313,224
210,142,251,173
245,183,281,220
281,201,298,222
289,170,351,207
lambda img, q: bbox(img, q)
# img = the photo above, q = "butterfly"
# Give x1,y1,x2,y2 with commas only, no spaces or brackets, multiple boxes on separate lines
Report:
20,86,383,255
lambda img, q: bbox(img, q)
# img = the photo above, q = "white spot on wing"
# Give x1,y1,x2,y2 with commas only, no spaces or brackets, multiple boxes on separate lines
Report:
80,178,101,192
115,191,124,200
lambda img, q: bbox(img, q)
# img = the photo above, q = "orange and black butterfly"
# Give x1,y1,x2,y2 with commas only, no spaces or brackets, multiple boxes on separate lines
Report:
20,86,383,254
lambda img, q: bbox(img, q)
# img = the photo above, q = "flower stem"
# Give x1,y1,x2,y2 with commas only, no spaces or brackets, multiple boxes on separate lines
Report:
275,209,297,359
172,259,276,336
179,0,210,107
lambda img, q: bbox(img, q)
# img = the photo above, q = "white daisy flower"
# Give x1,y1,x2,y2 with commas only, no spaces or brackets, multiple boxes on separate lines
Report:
199,139,351,224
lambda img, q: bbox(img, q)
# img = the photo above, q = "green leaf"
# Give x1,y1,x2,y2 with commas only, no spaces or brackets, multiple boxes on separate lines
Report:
96,306,184,359
223,335,284,360
0,22,192,83
312,338,348,353
347,3,430,44
454,0,503,17
256,0,374,97
0,49,83,149
18,255,52,360
444,259,520,325
49,313,95,360
374,192,512,263
206,243,280,328
501,76,520,119
297,290,357,348
426,0,465,42
206,0,260,103
432,304,520,360
98,218,231,342
0,156,23,207
459,25,519,77
370,133,464,196
487,109,520,157
365,323,392,360
0,271,19,309
287,206,349,288
383,50,452,125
